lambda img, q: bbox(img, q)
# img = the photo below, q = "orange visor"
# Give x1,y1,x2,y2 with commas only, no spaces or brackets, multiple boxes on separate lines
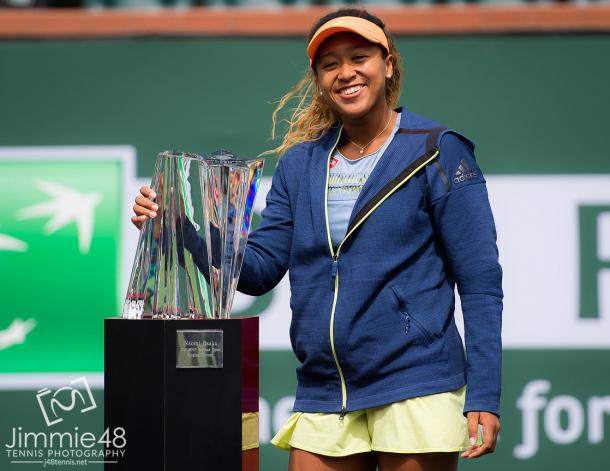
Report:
307,16,389,67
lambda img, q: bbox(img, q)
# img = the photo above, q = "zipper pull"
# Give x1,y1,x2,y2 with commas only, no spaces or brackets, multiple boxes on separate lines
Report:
331,257,338,288
339,406,347,421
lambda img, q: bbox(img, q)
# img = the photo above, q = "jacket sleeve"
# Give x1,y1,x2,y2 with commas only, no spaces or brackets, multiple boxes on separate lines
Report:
425,132,504,419
237,155,294,296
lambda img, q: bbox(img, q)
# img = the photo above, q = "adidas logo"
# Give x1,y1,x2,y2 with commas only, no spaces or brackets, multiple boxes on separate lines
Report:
453,159,478,184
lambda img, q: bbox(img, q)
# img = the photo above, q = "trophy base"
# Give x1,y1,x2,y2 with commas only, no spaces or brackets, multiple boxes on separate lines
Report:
104,317,259,471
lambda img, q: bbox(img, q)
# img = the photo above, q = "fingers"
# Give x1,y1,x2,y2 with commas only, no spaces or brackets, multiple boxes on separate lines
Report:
135,195,158,212
131,186,159,230
468,412,479,444
132,187,158,223
460,412,480,459
131,214,146,230
140,186,157,200
133,203,157,218
464,421,497,458
461,412,500,459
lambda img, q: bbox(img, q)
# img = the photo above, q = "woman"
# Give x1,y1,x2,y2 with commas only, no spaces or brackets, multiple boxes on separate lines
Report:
132,8,502,471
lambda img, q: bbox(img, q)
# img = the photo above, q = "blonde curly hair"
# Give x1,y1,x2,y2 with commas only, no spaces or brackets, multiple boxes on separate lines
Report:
262,8,403,158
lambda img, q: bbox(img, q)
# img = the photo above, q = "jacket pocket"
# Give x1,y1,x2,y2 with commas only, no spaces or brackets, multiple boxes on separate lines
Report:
289,284,330,364
390,285,433,345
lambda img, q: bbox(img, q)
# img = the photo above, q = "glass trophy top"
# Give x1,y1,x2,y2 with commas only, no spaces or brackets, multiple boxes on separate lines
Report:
158,149,203,160
122,149,264,320
203,149,261,168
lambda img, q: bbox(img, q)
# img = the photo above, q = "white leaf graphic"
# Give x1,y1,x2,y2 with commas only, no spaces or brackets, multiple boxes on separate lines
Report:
0,318,37,351
18,180,102,254
0,233,27,252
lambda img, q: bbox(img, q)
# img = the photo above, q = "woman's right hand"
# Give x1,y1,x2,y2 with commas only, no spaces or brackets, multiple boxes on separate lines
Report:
131,186,158,230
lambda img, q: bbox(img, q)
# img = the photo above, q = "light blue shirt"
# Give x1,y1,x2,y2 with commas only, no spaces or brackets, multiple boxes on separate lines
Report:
328,113,401,248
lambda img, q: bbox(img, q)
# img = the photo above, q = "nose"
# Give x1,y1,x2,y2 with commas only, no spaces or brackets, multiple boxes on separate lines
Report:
337,62,356,81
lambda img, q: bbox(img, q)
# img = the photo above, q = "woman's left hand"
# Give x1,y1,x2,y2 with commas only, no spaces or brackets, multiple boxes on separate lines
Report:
460,411,500,459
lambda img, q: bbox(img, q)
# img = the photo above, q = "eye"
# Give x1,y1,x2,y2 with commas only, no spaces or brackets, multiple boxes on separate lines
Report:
352,54,368,62
321,61,338,70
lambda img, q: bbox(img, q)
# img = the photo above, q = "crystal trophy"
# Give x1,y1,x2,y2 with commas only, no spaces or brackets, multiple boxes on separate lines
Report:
122,150,264,320
200,150,264,319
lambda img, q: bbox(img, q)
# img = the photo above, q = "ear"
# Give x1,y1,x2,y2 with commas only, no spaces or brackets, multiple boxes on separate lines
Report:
384,54,394,79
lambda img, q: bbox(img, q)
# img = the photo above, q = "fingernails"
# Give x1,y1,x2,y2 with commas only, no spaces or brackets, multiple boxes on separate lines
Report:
150,211,157,218
152,204,158,210
150,192,156,199
470,437,476,445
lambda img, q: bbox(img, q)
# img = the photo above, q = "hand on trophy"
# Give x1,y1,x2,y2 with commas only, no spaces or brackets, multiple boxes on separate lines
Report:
131,185,158,230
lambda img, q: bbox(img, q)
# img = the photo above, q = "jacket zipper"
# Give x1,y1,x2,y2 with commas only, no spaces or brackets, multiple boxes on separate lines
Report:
324,128,348,419
323,130,440,419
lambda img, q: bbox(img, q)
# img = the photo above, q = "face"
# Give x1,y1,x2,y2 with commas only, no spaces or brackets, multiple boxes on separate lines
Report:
314,32,393,121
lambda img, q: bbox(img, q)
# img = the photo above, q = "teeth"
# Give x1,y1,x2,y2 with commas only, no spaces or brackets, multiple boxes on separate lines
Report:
340,85,363,96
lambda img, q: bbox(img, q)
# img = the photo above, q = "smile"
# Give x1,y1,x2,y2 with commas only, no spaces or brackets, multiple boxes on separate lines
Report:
338,84,366,96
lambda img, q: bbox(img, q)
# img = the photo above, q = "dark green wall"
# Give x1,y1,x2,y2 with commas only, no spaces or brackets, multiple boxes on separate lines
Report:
1,34,609,176
1,33,609,471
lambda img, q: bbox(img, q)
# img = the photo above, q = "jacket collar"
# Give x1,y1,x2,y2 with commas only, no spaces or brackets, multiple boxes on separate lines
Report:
309,122,342,248
347,106,421,226
309,106,429,252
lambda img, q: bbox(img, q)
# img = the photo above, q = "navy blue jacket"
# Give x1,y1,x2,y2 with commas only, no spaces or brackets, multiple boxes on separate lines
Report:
237,107,503,418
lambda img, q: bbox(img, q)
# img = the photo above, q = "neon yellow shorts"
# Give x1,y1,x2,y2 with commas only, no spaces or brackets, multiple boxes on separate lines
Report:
271,385,483,457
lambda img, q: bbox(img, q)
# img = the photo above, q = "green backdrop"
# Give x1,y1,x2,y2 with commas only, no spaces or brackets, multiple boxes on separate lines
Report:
1,34,609,471
1,35,609,175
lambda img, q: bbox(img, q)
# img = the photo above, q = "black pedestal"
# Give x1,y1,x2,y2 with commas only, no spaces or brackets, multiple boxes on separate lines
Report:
104,317,259,471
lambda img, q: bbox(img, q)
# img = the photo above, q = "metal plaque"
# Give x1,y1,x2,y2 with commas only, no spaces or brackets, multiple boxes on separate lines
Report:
176,330,223,368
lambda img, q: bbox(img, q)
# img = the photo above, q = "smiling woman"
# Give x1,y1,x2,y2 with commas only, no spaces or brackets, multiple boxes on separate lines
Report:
261,8,502,471
131,7,504,471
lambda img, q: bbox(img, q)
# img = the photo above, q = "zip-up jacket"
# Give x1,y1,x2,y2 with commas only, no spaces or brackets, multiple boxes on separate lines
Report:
237,107,503,418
